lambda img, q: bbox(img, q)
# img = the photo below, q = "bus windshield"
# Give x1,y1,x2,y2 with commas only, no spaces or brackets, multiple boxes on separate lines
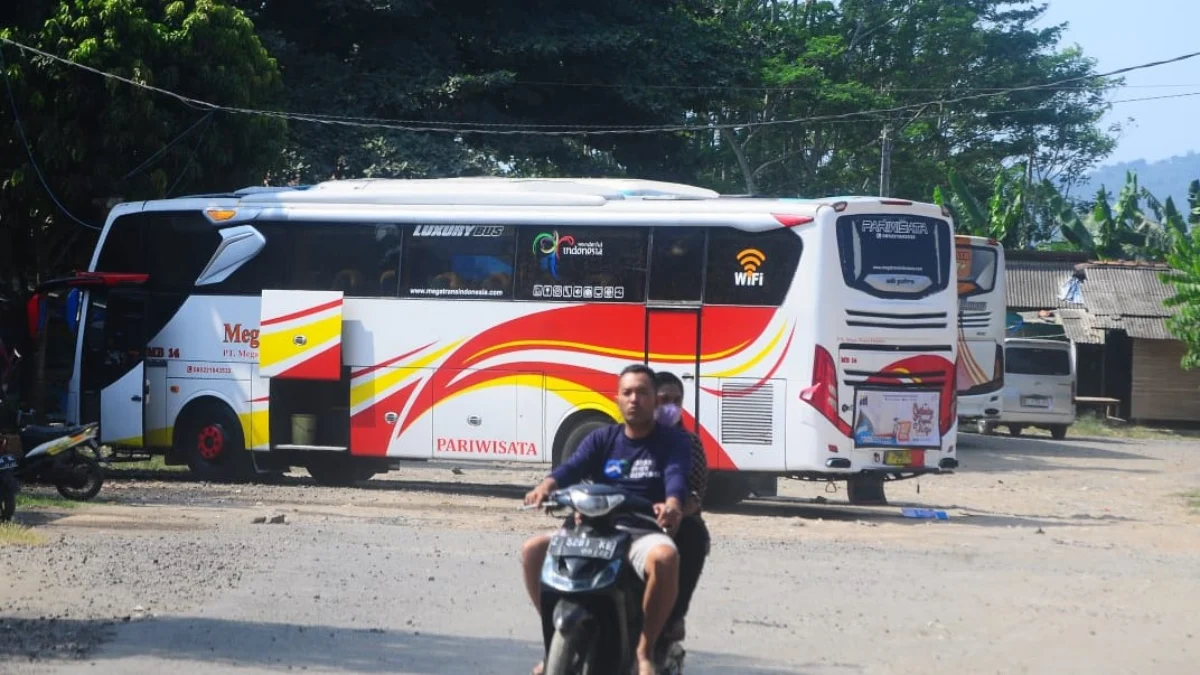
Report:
836,214,951,300
956,245,998,298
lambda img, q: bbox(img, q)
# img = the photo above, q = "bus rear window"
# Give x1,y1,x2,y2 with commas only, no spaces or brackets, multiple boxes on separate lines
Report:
836,214,951,300
956,245,998,297
1006,347,1071,376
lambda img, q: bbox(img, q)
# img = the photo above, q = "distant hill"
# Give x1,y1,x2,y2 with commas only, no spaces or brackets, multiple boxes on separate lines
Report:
1072,152,1200,208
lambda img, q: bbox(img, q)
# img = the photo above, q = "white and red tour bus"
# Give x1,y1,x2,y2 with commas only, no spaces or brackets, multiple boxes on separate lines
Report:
46,178,959,505
954,235,1007,430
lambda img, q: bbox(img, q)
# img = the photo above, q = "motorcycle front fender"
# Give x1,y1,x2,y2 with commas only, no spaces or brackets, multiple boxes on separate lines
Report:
552,599,594,640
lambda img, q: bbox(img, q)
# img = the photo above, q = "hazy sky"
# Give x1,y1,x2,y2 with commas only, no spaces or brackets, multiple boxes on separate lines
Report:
1040,0,1200,166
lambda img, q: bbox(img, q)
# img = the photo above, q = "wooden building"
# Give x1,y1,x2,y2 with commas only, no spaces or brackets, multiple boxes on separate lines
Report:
1005,251,1200,423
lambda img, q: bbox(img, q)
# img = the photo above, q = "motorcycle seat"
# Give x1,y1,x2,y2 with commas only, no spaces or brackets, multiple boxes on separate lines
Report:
21,424,91,446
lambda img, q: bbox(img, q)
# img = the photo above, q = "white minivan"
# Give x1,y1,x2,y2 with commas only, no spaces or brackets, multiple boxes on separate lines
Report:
979,337,1076,439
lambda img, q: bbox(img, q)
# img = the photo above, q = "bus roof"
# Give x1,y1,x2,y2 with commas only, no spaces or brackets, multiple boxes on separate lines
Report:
158,177,944,211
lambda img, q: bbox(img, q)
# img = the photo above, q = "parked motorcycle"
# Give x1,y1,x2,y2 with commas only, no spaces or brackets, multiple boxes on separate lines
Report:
530,483,686,675
0,453,16,522
6,421,105,501
0,342,104,502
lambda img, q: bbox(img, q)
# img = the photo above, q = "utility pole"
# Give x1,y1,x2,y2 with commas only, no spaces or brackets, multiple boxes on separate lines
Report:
879,125,892,197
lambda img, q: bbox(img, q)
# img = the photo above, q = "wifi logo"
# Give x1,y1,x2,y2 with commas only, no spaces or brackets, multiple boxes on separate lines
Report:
734,248,766,287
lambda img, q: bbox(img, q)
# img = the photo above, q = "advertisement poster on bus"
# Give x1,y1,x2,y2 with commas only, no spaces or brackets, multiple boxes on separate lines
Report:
852,389,940,448
956,245,975,295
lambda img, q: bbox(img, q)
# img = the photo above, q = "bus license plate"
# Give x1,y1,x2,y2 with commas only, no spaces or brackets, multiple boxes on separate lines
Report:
550,535,618,560
883,449,924,467
1021,396,1051,408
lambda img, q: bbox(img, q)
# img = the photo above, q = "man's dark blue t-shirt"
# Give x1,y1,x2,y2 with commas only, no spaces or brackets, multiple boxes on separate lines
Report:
549,422,692,505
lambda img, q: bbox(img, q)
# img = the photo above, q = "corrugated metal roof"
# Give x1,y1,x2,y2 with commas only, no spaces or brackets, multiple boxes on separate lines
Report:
1058,308,1105,344
1004,258,1183,342
1005,260,1083,310
1082,263,1177,318
1090,315,1175,340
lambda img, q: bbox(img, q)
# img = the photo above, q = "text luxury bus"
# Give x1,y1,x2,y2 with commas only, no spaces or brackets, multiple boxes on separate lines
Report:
954,235,1007,430
45,178,959,506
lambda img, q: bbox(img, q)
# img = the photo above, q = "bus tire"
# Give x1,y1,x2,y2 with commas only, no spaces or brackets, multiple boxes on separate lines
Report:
554,415,613,468
304,455,377,487
846,474,887,506
178,401,253,484
1049,425,1068,440
703,472,752,509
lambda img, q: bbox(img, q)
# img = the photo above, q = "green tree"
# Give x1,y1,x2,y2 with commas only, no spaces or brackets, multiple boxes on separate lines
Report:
229,0,737,184
699,0,1119,198
1,0,286,286
1162,179,1200,368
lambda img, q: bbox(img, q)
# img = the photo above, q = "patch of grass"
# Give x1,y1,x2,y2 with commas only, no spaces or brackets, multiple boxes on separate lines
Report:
16,493,82,509
1184,490,1200,511
1064,413,1200,441
0,522,48,546
110,454,188,473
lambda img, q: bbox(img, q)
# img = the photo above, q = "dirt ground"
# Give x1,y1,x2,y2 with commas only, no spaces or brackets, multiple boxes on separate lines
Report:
1,429,1198,674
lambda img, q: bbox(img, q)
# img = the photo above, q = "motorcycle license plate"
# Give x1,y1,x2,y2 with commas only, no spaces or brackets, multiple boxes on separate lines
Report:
549,535,619,560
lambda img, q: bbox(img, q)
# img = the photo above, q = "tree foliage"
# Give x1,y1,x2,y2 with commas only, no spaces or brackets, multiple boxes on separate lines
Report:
1162,180,1200,368
1,0,285,286
0,0,1126,286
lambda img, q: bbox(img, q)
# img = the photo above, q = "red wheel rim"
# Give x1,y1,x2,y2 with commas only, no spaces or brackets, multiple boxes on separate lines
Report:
197,424,225,461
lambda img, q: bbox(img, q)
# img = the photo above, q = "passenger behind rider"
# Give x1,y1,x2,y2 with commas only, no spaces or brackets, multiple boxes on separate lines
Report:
521,364,691,675
652,371,711,645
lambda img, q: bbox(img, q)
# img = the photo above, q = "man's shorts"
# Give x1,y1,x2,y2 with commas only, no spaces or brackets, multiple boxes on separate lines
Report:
545,524,677,581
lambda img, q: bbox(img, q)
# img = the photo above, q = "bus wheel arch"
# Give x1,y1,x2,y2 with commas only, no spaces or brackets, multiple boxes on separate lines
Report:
552,410,616,468
174,396,253,483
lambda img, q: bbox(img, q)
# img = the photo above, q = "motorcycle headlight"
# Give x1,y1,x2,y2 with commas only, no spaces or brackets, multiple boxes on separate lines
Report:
568,488,625,518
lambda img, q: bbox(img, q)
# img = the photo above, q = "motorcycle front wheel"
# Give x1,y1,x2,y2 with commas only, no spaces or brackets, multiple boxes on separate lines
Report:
544,628,602,675
0,473,16,522
55,453,104,501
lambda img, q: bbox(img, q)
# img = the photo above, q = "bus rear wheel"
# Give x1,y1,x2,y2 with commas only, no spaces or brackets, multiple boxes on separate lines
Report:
703,473,752,508
846,474,887,506
304,455,378,487
180,402,253,483
555,415,612,467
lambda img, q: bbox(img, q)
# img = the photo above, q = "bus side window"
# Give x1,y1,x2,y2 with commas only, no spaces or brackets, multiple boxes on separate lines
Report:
209,222,401,297
648,228,705,303
704,227,803,306
400,225,516,300
514,226,647,302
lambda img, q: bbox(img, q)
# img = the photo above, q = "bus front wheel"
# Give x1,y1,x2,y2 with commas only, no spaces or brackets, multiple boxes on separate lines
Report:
179,401,254,483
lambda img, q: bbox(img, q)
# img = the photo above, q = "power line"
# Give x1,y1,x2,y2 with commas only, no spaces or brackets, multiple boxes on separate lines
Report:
1,35,1197,137
0,42,100,230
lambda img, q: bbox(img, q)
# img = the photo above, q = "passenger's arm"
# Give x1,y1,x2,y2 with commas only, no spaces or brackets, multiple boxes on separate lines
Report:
683,432,708,516
662,430,693,508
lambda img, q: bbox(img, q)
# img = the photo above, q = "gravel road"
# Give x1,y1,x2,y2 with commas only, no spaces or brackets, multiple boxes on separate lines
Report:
2,430,1199,674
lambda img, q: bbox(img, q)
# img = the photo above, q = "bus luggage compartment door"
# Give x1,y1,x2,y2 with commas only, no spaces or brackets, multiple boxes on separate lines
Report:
258,290,344,381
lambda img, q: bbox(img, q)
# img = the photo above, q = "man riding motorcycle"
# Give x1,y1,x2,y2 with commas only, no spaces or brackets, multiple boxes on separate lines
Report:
522,363,692,675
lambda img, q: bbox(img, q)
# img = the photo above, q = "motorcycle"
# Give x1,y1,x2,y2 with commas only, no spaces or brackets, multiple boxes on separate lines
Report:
531,483,686,675
5,420,105,501
0,346,105,502
0,453,16,522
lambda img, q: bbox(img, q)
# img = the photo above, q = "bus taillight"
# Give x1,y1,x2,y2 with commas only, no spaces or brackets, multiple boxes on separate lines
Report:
995,343,1005,384
800,345,851,436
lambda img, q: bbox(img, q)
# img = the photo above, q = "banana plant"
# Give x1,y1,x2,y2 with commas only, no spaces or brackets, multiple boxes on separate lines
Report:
1056,171,1176,261
937,165,1026,246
